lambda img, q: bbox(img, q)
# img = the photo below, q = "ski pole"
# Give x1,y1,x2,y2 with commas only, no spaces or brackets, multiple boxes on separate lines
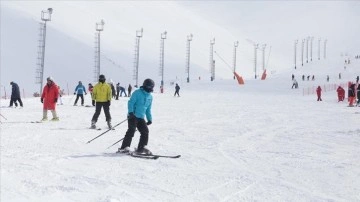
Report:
106,137,124,149
86,118,128,144
0,113,7,120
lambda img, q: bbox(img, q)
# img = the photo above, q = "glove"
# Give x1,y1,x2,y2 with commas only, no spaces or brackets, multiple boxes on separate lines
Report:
54,98,57,103
92,100,95,106
146,121,152,125
40,98,43,103
74,92,76,95
107,100,111,106
128,112,136,120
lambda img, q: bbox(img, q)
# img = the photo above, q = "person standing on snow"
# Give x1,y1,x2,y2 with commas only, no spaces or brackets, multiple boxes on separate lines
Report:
41,77,59,121
9,81,23,107
127,84,132,97
291,79,298,89
116,83,120,100
91,74,112,129
336,86,345,102
88,83,94,104
348,83,356,107
118,78,155,155
356,84,360,106
316,86,322,101
73,81,87,106
174,83,180,97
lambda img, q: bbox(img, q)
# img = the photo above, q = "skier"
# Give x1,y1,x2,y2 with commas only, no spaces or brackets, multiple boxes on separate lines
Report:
57,86,64,105
316,86,322,101
127,84,132,97
74,81,87,106
109,81,116,99
174,83,180,97
91,74,112,129
291,79,298,89
9,81,23,107
41,77,59,121
357,84,360,106
120,86,127,97
116,83,120,100
336,86,345,102
348,83,356,107
118,78,155,155
88,83,94,105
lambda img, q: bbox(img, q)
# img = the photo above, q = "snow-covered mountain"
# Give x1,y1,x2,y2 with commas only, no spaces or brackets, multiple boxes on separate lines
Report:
2,1,359,97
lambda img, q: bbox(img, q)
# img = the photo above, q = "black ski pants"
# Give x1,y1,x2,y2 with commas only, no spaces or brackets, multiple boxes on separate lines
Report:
74,94,84,105
121,117,149,150
91,102,111,122
9,97,23,107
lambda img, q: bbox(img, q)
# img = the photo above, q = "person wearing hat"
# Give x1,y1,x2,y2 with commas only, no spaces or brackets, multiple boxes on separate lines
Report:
41,77,59,121
9,81,23,107
73,81,87,106
91,74,112,129
118,78,155,155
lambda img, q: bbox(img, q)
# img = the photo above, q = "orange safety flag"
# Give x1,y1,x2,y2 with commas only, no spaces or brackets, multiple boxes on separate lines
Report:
234,72,244,85
261,69,267,80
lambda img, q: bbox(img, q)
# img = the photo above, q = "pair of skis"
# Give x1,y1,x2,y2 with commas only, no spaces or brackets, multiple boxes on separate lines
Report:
117,151,181,160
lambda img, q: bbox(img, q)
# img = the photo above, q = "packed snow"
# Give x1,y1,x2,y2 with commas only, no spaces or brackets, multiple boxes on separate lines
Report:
1,57,360,201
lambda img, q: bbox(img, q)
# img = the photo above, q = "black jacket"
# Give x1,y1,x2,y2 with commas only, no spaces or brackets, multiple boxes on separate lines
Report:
11,82,21,99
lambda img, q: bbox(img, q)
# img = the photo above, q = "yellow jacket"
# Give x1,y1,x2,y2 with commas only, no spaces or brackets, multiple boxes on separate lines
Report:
92,82,112,102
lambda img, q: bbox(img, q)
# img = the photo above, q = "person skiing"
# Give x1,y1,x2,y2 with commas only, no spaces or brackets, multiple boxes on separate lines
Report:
109,81,116,99
88,83,94,104
74,81,87,106
174,83,180,97
291,79,298,89
357,84,360,106
91,74,112,129
128,84,132,97
116,83,120,100
9,81,23,107
336,86,345,102
118,78,155,155
348,83,356,107
41,77,59,121
316,86,322,101
57,86,64,105
120,86,127,97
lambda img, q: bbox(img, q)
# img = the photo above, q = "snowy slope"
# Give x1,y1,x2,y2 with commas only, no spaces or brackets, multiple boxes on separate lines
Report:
1,57,359,202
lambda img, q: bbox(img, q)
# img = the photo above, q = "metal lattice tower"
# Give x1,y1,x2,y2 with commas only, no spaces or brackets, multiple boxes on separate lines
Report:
133,28,143,87
318,38,321,60
323,39,327,59
159,31,167,89
310,37,314,61
294,40,298,70
185,34,193,83
35,8,52,95
233,41,239,80
94,20,104,82
254,44,259,79
306,37,309,63
209,38,215,81
301,39,305,66
262,44,266,71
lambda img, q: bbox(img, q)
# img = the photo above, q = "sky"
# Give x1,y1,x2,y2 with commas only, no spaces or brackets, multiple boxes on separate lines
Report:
0,55,359,201
1,1,359,97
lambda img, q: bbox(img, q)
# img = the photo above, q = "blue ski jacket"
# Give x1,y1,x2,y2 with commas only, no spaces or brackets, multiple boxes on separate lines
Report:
128,87,153,122
74,84,86,95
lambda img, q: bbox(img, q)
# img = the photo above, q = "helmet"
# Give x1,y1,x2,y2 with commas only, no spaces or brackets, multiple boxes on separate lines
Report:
47,76,54,82
142,78,155,92
99,74,106,83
